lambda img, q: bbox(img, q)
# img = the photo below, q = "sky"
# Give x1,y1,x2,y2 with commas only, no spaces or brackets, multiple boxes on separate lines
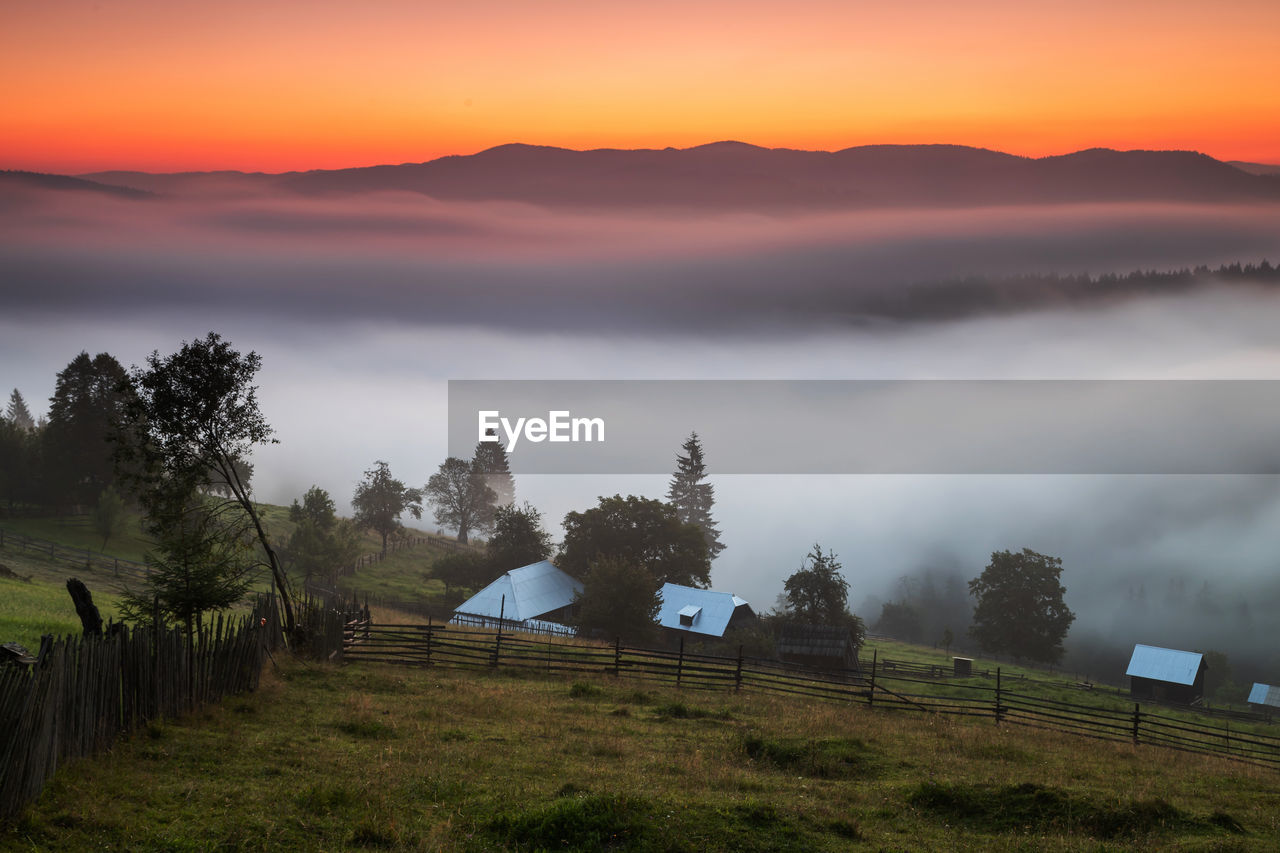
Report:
6,0,1280,670
4,0,1280,172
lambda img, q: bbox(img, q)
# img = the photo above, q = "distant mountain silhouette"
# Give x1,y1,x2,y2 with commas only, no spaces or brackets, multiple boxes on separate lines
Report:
1229,161,1280,177
76,144,1280,209
0,170,152,198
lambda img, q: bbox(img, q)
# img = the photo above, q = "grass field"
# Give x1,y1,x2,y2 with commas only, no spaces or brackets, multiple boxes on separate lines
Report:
4,659,1275,851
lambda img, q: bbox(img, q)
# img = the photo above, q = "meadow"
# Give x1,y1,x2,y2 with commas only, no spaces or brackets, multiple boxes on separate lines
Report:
3,657,1274,851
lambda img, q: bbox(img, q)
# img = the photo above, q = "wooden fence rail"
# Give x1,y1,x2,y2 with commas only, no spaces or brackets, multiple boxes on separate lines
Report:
0,527,151,589
345,623,1280,771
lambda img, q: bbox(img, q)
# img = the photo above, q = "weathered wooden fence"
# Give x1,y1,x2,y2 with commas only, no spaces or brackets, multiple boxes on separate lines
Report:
0,599,280,821
0,527,151,589
345,624,1280,771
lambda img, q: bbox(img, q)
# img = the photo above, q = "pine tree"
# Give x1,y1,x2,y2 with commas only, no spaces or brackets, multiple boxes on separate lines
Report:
472,428,515,507
5,389,35,432
666,432,725,560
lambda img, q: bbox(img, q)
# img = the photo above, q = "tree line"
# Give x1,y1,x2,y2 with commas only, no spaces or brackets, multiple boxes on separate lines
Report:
3,334,1078,668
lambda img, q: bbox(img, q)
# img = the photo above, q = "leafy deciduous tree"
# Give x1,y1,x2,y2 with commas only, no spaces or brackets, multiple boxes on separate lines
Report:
968,548,1075,664
352,461,423,558
486,501,552,573
558,494,710,588
285,485,361,585
115,332,295,633
425,457,494,545
666,432,725,560
782,544,851,625
570,555,661,644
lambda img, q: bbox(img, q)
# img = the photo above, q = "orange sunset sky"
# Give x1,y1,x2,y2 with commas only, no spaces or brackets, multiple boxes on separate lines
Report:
3,0,1279,173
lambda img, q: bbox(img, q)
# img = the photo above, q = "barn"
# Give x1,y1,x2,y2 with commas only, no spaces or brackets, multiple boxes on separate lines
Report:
450,560,581,635
1125,644,1207,704
1247,683,1280,712
776,623,861,671
656,583,755,639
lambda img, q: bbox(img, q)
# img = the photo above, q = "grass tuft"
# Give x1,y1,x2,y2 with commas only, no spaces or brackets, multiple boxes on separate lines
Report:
907,780,1245,839
489,793,646,851
741,733,881,779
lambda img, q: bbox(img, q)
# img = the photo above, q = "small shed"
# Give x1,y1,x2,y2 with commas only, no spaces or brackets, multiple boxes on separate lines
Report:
451,561,581,633
776,623,860,671
656,583,755,638
1125,644,1206,704
1247,683,1280,711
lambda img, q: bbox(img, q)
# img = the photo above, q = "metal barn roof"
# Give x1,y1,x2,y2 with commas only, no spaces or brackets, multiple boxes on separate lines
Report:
1248,683,1280,708
657,583,753,637
1125,644,1204,686
453,561,582,622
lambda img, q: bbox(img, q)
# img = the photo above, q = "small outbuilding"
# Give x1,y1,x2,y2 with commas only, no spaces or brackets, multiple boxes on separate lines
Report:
657,583,755,639
1125,644,1207,705
776,623,860,671
451,561,581,634
1247,683,1280,711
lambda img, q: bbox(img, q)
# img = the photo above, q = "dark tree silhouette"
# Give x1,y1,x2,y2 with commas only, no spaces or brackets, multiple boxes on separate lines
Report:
472,429,515,507
968,548,1075,664
666,432,725,560
116,333,295,633
425,457,495,545
43,351,130,508
782,544,850,625
559,494,710,588
486,501,552,573
352,461,423,557
571,555,661,644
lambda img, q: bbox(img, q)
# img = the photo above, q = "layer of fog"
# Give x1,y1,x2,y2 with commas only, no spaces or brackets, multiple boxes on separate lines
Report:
6,184,1280,678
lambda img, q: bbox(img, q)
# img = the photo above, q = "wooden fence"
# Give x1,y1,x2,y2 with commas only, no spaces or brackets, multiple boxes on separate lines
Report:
0,598,280,821
344,624,1280,771
0,527,152,590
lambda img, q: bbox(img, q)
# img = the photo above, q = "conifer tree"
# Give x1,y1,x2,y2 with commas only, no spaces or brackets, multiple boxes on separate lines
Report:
5,389,35,432
666,432,725,560
472,428,515,507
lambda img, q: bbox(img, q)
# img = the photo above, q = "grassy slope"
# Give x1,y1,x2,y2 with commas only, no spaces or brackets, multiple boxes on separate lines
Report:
5,660,1275,851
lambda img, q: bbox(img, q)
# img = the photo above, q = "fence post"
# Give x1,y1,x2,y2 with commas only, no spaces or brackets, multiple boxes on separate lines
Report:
995,668,1003,724
1132,703,1141,744
735,644,744,691
425,625,433,666
677,636,684,688
614,637,621,677
868,649,877,707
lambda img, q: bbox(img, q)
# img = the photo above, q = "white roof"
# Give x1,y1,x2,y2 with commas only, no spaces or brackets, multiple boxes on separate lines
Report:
1125,644,1204,686
1249,683,1280,708
657,583,752,637
453,561,582,622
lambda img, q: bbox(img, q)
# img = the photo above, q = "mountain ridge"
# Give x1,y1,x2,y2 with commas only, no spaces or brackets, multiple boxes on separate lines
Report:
53,143,1280,209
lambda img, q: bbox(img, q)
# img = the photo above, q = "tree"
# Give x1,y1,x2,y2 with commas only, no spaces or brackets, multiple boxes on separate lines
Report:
967,548,1075,664
119,496,255,641
431,551,491,598
285,486,361,585
352,461,423,558
92,485,127,549
558,494,710,588
43,351,131,508
570,555,661,644
666,432,725,560
472,429,515,508
115,332,296,633
425,457,494,545
487,501,552,573
781,544,851,625
874,601,923,643
5,389,35,432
